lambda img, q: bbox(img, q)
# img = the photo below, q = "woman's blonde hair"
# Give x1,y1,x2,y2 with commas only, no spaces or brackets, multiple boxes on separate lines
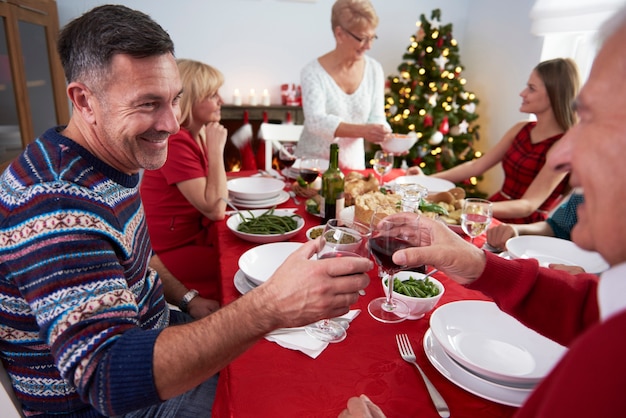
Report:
535,58,580,131
331,0,378,32
176,58,224,128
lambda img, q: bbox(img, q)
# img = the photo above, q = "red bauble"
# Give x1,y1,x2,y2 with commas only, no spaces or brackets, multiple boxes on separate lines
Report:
439,116,449,134
424,114,434,127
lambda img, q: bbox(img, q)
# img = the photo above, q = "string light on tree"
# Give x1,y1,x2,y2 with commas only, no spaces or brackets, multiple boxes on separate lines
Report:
383,8,484,197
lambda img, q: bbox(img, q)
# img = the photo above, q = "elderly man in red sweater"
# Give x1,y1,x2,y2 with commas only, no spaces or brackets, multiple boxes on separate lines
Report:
340,5,626,418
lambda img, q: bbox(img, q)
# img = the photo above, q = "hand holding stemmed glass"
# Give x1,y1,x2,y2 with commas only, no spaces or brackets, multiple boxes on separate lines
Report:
461,198,493,245
372,150,394,187
367,207,423,323
305,219,371,343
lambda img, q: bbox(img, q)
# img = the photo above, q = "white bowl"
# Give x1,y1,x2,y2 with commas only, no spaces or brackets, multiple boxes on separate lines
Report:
382,271,444,320
381,132,418,154
227,177,285,201
306,225,324,241
227,209,305,244
238,242,303,286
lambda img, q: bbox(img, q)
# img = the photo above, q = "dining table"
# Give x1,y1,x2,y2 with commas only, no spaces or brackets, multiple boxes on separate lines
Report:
211,168,518,418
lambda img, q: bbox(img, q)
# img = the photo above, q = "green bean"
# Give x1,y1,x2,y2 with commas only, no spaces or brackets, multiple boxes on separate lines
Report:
236,208,302,235
391,275,440,298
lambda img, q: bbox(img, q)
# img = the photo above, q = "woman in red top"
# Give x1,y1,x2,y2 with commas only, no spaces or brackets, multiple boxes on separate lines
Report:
140,59,227,306
408,58,580,223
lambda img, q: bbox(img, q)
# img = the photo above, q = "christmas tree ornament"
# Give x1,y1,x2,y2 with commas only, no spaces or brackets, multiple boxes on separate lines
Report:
449,125,461,136
458,120,469,134
429,131,444,145
433,54,448,70
438,117,449,135
423,114,433,127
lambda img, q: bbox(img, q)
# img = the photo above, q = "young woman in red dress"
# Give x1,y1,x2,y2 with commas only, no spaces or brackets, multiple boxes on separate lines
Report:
408,58,580,224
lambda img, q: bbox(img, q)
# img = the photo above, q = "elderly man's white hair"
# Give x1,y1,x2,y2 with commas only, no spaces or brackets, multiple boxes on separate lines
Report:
598,4,626,43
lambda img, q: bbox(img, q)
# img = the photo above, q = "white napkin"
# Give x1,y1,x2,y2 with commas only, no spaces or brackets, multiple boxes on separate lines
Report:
265,310,361,358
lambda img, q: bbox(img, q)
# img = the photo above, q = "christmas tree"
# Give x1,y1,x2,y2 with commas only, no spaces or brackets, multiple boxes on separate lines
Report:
385,9,485,197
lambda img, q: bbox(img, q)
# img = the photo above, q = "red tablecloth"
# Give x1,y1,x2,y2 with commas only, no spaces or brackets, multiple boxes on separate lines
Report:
212,170,516,418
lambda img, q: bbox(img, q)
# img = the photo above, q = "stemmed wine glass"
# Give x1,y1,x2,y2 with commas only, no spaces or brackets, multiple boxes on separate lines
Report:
277,143,297,172
305,219,371,343
298,157,323,187
461,198,493,245
367,207,422,323
372,150,394,187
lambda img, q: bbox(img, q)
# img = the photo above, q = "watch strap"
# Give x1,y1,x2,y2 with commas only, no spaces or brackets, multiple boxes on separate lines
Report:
178,289,199,313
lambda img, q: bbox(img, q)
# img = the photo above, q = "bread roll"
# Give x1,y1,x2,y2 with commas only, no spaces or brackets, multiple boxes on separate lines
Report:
353,191,401,225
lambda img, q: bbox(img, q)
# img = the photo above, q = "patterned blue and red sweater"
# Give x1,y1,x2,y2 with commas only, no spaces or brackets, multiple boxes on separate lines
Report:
0,127,169,417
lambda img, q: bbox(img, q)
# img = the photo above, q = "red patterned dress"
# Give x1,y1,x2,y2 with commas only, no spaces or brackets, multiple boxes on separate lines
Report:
489,122,568,224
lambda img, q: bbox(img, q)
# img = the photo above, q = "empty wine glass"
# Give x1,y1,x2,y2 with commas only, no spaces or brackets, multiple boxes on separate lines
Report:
367,207,422,323
461,198,493,245
305,219,371,343
372,150,394,187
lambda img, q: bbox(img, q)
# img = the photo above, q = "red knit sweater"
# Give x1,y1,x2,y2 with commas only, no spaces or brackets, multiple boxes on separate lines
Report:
469,252,626,417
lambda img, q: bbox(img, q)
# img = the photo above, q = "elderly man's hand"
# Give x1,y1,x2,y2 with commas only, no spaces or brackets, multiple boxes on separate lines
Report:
187,297,220,319
338,395,386,418
389,214,487,285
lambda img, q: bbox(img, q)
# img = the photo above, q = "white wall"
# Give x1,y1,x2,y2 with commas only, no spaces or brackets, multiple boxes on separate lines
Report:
56,0,542,193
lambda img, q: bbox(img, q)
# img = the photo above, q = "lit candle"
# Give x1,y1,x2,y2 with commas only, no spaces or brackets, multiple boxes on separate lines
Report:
233,88,242,106
261,89,270,106
249,89,257,106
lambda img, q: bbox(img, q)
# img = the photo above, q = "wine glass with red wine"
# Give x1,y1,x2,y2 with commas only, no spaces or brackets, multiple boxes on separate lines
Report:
305,219,371,343
367,207,422,323
277,143,297,171
298,157,323,186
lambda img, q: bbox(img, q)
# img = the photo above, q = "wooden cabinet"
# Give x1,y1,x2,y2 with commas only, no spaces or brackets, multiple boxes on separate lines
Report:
221,104,303,171
0,0,69,167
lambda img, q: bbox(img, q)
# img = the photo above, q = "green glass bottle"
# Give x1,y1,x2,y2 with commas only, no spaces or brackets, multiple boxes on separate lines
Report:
321,143,345,224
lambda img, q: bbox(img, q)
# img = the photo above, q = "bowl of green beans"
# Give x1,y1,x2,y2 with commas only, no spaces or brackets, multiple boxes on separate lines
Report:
382,271,444,320
227,208,305,244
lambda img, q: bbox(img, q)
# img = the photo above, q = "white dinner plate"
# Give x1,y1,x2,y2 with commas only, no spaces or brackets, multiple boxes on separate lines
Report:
234,269,257,295
505,235,609,274
230,190,290,209
238,242,303,286
423,329,532,407
429,300,566,386
387,175,455,193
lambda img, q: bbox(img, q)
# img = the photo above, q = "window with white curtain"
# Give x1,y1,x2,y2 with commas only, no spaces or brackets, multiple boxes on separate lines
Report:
530,0,625,81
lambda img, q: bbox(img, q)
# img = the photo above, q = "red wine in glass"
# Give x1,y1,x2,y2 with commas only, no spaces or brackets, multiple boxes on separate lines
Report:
300,168,319,184
369,236,425,274
278,155,296,169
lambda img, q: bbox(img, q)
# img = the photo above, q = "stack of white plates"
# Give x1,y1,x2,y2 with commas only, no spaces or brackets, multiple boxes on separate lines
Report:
227,177,289,208
233,242,303,295
424,300,567,406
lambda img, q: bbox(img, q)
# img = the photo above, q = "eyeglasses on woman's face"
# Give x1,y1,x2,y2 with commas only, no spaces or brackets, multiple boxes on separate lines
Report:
341,26,378,45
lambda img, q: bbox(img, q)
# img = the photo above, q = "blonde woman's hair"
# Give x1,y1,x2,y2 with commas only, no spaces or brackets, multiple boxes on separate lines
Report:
331,0,379,32
535,58,580,131
176,59,224,128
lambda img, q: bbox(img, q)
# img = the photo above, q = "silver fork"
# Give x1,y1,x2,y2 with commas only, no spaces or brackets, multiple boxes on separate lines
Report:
396,334,450,418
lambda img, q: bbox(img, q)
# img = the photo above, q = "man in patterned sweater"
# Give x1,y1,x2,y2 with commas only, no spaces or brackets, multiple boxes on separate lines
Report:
0,5,371,417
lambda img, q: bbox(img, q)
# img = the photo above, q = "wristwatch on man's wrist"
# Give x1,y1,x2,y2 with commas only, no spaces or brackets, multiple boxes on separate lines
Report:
178,289,199,313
